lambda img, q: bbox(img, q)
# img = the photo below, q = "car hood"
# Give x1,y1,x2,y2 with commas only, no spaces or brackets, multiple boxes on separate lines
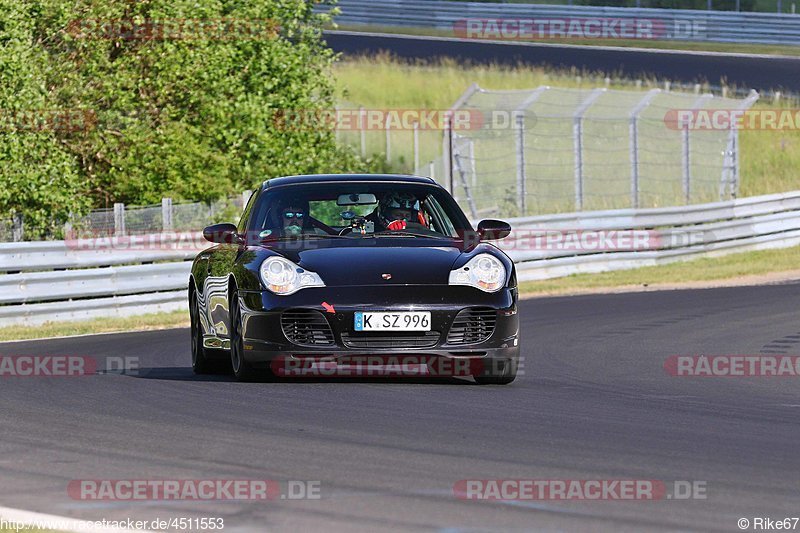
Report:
270,239,464,286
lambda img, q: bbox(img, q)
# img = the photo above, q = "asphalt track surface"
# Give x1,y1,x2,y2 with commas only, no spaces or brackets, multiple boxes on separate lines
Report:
3,283,800,532
325,31,800,93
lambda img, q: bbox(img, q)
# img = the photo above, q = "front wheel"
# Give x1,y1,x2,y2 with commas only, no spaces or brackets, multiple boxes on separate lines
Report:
190,292,215,375
474,358,517,385
229,290,261,382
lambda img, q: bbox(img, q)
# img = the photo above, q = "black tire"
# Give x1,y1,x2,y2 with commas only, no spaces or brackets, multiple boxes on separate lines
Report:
474,358,517,385
190,291,215,375
229,289,261,382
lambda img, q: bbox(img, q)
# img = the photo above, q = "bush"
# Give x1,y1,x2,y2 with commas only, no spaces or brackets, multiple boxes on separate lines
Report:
0,0,372,237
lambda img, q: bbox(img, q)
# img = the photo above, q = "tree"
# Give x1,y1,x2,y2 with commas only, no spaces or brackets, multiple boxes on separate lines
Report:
0,0,89,238
0,0,371,237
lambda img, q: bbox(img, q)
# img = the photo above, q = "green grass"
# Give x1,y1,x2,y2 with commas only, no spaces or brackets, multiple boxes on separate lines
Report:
333,55,800,207
332,23,800,57
0,309,189,342
519,244,800,296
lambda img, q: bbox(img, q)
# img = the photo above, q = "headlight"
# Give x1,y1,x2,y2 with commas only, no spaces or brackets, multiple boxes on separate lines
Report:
260,257,325,295
448,253,506,293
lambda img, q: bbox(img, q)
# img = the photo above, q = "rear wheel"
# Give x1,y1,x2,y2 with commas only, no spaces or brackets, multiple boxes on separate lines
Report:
474,358,517,385
190,291,214,375
229,289,261,382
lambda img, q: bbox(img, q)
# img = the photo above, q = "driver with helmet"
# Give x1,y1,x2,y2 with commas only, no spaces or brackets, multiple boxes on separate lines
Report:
371,191,428,232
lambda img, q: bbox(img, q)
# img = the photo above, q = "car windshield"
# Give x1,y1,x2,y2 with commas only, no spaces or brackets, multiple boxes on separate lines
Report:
247,182,470,242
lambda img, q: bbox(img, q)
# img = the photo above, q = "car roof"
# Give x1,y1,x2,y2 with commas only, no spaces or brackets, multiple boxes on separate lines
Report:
261,174,438,190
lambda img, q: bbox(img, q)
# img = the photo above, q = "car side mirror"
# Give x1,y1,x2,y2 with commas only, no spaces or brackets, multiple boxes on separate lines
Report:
203,223,241,244
477,219,512,241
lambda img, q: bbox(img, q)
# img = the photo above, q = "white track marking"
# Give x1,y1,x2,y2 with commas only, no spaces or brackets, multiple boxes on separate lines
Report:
0,505,157,532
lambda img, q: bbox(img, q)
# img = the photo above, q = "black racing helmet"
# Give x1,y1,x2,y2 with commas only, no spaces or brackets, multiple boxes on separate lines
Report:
378,191,420,226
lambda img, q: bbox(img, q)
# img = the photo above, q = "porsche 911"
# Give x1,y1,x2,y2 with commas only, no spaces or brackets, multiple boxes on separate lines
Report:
189,174,520,384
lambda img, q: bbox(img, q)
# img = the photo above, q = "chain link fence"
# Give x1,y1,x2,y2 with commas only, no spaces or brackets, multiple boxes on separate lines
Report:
67,195,248,239
433,84,758,219
448,0,797,14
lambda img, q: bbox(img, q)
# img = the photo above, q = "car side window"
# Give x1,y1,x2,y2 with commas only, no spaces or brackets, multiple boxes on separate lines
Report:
424,195,457,237
238,189,259,234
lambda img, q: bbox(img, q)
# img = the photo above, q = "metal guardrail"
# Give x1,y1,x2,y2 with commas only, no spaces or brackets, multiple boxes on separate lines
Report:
325,0,800,46
504,190,800,230
2,190,800,326
0,232,202,272
0,291,187,327
0,263,192,305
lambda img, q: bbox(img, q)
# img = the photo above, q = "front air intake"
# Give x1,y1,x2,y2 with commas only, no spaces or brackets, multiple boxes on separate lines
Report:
446,308,497,345
281,310,335,347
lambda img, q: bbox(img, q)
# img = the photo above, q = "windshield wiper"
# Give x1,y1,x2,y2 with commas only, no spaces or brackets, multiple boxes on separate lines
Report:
259,234,346,243
372,231,441,238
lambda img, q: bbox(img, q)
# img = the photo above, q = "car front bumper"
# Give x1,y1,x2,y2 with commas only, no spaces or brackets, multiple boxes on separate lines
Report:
235,285,520,371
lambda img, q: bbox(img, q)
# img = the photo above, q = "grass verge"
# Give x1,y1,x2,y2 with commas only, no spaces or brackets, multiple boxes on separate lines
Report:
333,55,800,199
0,309,189,343
519,245,800,297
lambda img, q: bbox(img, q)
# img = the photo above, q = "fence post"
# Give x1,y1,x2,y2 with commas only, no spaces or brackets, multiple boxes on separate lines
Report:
444,83,481,192
11,213,23,242
429,161,435,181
721,90,759,199
161,197,173,231
453,139,479,220
629,89,660,209
514,113,526,216
385,115,392,164
359,106,366,158
113,202,126,237
573,88,605,211
468,139,477,188
511,86,550,216
413,121,420,174
681,126,691,205
242,190,253,211
443,115,453,193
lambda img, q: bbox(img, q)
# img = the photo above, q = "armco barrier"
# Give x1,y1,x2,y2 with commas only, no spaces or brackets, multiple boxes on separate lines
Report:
0,291,187,327
322,0,800,46
0,232,202,273
2,191,800,326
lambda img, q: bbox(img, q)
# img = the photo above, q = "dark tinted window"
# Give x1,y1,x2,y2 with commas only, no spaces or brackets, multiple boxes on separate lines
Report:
248,182,470,241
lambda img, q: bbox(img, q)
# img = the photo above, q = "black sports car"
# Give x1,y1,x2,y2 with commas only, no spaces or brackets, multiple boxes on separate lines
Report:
189,174,520,384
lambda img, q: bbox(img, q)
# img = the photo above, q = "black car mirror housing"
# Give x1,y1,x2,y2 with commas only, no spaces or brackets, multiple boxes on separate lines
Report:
203,223,241,244
477,219,512,241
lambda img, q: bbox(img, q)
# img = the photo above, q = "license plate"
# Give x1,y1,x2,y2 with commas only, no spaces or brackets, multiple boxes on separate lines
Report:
354,311,431,332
